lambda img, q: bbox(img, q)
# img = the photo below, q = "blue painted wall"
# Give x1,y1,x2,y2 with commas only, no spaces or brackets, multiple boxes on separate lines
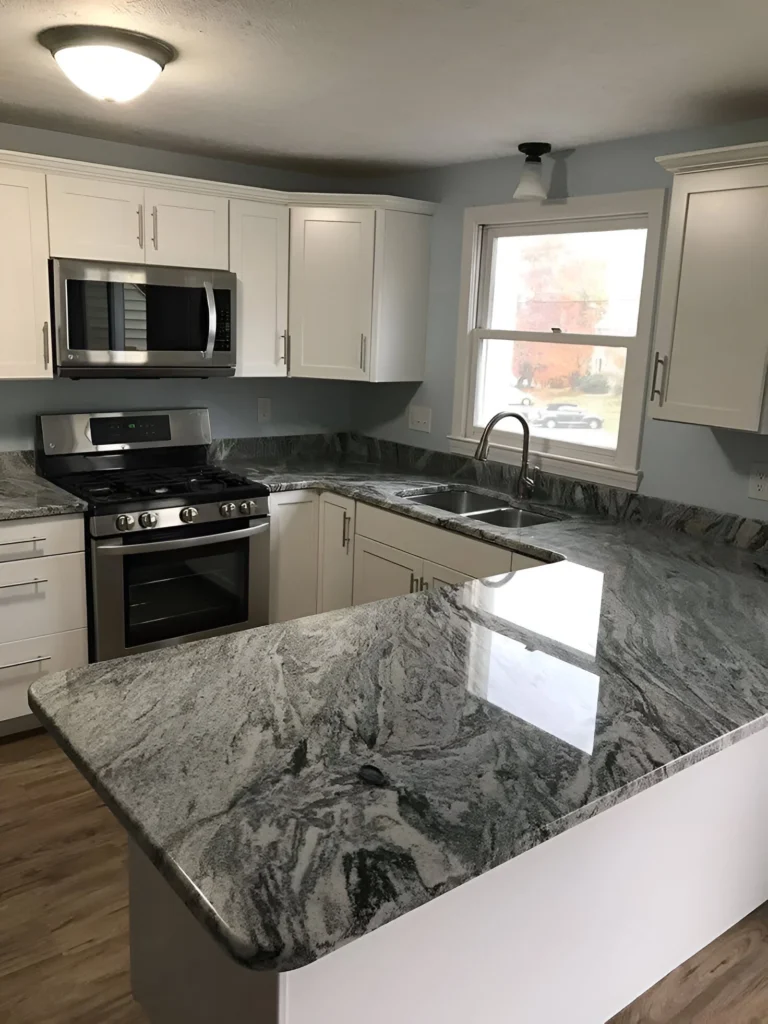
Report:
351,117,768,519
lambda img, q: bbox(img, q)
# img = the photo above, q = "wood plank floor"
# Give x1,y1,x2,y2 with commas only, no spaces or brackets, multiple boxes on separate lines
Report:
3,731,768,1023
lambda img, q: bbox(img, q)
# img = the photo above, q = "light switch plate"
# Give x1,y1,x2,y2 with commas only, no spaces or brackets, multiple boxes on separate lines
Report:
409,404,432,433
748,463,768,500
257,398,272,424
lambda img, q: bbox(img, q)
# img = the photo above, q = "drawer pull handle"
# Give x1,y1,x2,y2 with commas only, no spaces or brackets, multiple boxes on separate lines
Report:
0,655,52,672
0,537,45,547
0,578,47,589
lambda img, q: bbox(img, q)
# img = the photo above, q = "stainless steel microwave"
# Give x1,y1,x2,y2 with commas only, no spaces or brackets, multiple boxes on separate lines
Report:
51,259,237,377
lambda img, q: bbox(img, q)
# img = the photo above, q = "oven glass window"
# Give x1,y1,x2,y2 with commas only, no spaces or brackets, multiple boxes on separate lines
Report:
65,281,231,353
123,538,248,648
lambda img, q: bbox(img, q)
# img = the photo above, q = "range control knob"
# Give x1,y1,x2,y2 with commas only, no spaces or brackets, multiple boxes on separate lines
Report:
116,514,135,532
239,500,257,516
180,506,199,524
219,502,237,518
139,512,158,529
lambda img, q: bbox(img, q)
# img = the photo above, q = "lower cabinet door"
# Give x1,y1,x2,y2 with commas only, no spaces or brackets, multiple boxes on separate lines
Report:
269,491,319,623
421,559,472,591
352,537,422,606
0,628,88,723
317,494,355,612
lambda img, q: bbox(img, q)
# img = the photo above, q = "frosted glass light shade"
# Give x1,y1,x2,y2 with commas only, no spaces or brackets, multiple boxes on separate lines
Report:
513,161,548,201
54,45,163,102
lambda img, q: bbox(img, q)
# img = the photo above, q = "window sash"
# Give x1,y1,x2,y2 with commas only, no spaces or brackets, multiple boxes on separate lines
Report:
465,332,647,470
477,214,650,335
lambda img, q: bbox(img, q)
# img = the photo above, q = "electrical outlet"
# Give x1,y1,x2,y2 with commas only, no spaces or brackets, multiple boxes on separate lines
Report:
257,398,272,424
408,404,432,433
748,463,768,500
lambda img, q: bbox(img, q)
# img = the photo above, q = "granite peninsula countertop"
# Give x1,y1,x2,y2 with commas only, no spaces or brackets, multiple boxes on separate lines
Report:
29,459,768,973
0,452,87,521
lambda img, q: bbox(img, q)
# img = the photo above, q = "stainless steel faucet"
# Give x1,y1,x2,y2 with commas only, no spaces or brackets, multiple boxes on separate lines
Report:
474,412,538,500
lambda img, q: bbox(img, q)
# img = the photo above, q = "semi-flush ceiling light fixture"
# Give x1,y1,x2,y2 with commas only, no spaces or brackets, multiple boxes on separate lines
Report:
38,25,176,103
513,142,552,200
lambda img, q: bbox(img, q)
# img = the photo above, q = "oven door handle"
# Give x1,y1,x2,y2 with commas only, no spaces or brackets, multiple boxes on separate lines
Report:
96,520,269,557
204,282,217,359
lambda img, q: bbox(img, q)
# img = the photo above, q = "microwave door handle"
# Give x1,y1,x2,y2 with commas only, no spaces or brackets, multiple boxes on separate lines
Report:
96,521,268,557
204,282,217,359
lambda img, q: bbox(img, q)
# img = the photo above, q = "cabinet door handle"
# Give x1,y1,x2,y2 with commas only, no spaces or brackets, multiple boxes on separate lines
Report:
279,330,288,364
42,322,50,369
650,352,667,403
137,204,144,248
0,655,51,672
420,577,428,591
360,333,367,372
409,573,417,593
341,511,351,550
0,577,47,590
0,537,45,547
151,205,158,250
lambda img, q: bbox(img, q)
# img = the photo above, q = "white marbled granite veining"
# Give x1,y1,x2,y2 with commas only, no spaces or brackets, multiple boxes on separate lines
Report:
0,451,87,521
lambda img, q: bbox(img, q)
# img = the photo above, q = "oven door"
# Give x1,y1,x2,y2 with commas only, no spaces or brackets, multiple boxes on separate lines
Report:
90,519,269,662
52,259,235,376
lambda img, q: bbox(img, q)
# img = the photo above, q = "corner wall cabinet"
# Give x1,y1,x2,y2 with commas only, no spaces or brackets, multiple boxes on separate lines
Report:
0,167,51,379
288,207,431,382
653,143,768,431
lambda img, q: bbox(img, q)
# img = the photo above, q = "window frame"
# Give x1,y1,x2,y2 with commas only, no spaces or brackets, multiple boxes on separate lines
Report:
450,190,666,490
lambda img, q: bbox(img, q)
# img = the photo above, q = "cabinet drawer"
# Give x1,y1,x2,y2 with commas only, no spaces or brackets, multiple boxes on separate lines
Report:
0,628,88,722
0,552,87,644
0,514,84,563
355,504,512,578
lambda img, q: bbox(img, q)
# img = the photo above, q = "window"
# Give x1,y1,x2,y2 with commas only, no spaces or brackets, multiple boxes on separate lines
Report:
452,191,665,489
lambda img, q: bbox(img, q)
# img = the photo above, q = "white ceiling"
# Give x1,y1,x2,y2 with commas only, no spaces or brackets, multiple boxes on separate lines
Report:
2,0,768,172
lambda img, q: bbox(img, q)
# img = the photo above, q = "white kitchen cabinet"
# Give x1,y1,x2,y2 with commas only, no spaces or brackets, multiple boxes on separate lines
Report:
317,494,355,612
230,199,289,376
144,187,229,270
0,628,87,725
269,491,319,623
0,167,51,379
653,146,768,431
421,560,472,591
0,513,87,730
355,504,513,579
289,207,430,382
47,175,228,270
353,537,422,606
47,174,145,263
289,207,374,381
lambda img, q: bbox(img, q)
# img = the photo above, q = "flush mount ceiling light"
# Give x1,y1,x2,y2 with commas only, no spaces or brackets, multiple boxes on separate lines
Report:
513,142,552,201
38,25,176,103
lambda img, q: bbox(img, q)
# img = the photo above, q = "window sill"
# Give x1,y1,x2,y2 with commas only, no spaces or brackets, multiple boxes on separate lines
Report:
448,436,642,491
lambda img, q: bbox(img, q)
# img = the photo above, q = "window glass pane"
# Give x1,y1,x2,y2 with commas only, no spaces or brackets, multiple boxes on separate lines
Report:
486,228,647,336
475,338,627,452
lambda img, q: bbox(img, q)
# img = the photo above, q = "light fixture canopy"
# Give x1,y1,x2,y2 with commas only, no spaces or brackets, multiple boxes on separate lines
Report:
513,142,552,201
38,25,176,103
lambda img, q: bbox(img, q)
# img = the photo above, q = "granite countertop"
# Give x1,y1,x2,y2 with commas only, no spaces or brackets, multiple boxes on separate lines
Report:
0,452,87,521
29,459,768,974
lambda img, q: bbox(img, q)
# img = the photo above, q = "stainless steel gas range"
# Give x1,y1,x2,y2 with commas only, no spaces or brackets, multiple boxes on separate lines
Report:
36,409,269,662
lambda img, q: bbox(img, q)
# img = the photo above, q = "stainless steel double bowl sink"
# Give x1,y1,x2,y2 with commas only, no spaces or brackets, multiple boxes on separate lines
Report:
403,489,557,529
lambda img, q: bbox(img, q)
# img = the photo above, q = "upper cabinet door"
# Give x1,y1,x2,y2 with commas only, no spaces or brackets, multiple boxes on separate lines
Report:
652,163,768,431
144,187,229,269
47,174,145,263
0,168,52,379
230,199,289,377
289,207,374,380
